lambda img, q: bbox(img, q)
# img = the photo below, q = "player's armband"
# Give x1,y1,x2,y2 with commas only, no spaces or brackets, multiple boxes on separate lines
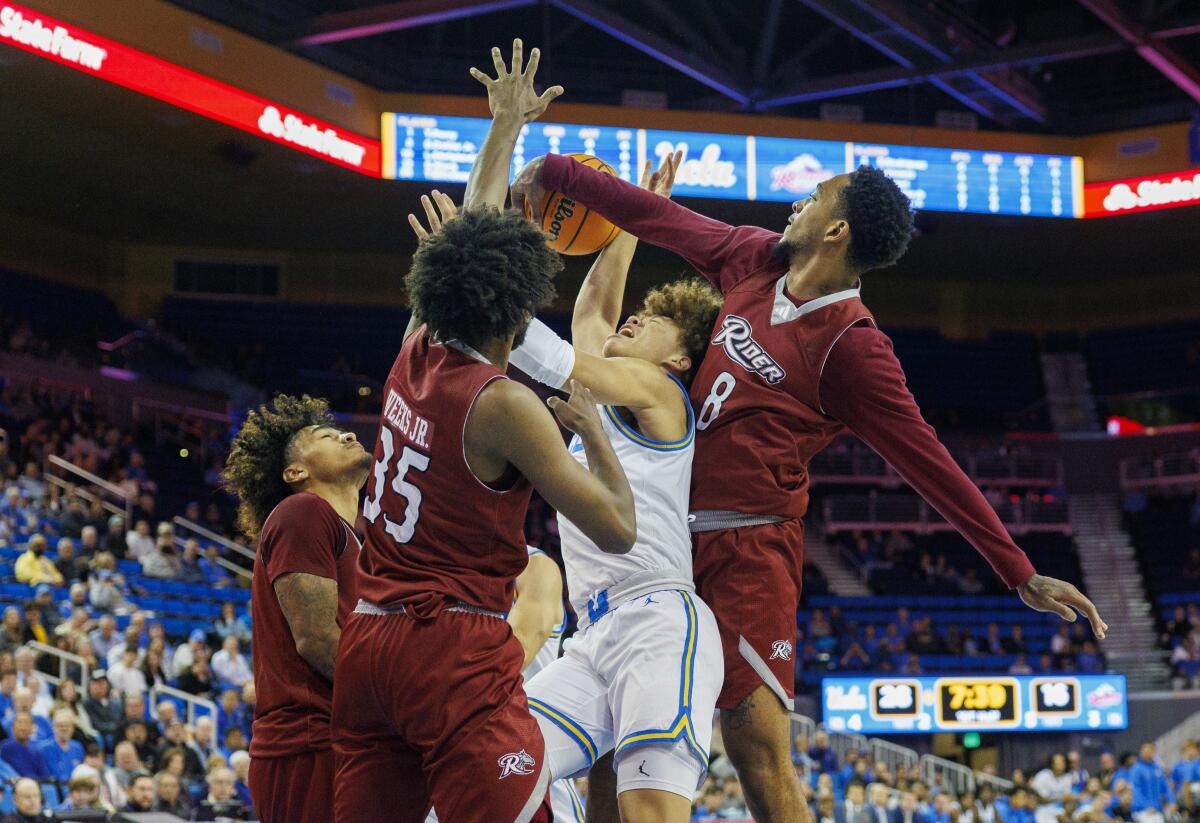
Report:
509,318,575,389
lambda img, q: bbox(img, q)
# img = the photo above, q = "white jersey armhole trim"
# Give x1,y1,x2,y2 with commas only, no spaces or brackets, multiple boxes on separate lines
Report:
816,317,878,416
461,374,520,492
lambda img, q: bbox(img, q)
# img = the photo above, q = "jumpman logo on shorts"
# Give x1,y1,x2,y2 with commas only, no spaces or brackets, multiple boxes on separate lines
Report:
643,595,658,606
639,760,649,777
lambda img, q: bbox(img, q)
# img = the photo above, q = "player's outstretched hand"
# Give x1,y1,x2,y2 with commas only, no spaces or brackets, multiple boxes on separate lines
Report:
407,190,458,242
470,38,563,126
641,149,683,198
1017,573,1108,640
547,380,601,436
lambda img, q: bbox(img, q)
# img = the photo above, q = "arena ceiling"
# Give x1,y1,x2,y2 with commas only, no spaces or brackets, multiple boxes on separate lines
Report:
165,0,1200,133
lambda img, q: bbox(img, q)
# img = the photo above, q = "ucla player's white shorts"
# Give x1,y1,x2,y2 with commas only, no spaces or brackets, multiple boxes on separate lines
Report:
523,587,723,800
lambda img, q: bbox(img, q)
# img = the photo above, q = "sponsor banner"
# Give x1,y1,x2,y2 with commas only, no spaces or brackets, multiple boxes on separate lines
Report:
1083,167,1200,217
822,674,1128,734
383,111,1082,217
0,2,380,175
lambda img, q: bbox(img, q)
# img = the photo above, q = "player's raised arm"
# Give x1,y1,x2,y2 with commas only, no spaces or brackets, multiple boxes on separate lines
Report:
570,152,678,354
511,152,781,293
507,551,563,669
403,39,562,340
463,38,563,210
820,326,1108,639
471,379,636,555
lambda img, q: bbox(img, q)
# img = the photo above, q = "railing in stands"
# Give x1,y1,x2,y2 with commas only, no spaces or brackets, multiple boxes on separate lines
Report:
974,772,1015,792
171,529,252,582
872,737,920,773
45,454,132,522
920,754,976,795
828,729,869,762
791,713,817,742
1120,452,1200,490
172,517,255,563
151,683,219,737
811,450,1063,488
26,641,90,691
133,397,233,469
822,494,1071,535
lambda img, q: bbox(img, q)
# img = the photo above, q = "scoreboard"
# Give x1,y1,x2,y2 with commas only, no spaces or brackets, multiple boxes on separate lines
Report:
822,675,1128,734
381,112,1084,218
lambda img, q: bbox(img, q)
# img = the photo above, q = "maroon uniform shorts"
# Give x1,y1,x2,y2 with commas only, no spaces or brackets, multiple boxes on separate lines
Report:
248,749,334,823
693,518,805,711
331,606,552,823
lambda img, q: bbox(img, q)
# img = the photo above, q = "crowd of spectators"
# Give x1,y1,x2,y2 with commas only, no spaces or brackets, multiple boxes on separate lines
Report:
679,733,1200,822
795,606,1104,685
1164,602,1200,691
0,387,255,818
835,530,1014,598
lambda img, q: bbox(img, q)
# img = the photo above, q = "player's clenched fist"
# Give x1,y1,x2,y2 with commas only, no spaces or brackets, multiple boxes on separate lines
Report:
547,380,601,435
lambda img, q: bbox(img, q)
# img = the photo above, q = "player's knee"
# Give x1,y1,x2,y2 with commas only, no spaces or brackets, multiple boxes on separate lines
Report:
617,788,692,823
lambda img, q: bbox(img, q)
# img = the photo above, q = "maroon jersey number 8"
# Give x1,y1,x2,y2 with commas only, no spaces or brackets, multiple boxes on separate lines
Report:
697,371,736,431
362,427,431,543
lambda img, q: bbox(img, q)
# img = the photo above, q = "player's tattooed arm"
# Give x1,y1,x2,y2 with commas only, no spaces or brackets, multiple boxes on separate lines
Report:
571,151,682,355
508,552,563,669
273,572,340,681
471,379,636,554
464,39,563,211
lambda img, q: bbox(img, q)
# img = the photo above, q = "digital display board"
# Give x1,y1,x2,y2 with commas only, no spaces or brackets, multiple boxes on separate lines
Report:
0,2,381,175
382,112,1084,217
1083,167,1200,217
821,675,1127,734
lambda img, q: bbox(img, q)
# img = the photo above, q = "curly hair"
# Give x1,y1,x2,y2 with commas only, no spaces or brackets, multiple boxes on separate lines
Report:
406,207,562,349
639,277,724,385
222,394,333,539
836,165,915,273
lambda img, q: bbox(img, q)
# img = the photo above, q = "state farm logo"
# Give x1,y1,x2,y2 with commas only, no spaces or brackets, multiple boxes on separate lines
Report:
0,6,107,70
1102,173,1200,212
770,153,835,194
257,106,367,167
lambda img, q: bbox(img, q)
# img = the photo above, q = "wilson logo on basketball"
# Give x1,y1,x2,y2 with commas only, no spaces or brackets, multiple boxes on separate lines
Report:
546,197,576,241
497,750,536,779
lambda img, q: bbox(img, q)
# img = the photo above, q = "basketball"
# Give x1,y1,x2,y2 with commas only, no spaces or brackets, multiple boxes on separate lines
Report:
525,153,621,255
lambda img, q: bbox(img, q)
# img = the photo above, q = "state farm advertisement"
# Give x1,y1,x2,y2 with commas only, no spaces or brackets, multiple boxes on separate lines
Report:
1083,166,1200,217
0,2,380,175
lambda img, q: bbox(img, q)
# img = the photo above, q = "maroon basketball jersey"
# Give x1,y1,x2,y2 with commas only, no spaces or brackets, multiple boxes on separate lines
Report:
689,274,875,519
252,492,360,758
356,328,533,613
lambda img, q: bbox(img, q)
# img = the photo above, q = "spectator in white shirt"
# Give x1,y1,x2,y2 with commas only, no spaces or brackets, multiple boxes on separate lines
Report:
107,648,147,697
89,615,120,661
170,630,208,680
124,521,155,561
139,536,180,580
211,636,252,688
1031,753,1074,804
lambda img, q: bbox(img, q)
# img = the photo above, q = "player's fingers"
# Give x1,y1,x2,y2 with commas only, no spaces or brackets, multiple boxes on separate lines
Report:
468,66,493,87
523,46,539,78
407,214,429,242
538,86,564,108
492,46,507,78
510,38,523,76
420,195,441,232
1067,590,1107,639
1048,597,1078,623
432,190,455,220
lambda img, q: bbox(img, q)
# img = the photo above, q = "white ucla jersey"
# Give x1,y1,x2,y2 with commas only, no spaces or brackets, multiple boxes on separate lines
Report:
523,547,567,680
559,374,696,621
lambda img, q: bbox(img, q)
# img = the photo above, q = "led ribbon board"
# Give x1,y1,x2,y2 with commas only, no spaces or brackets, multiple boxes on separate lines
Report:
821,674,1128,734
1083,167,1200,217
383,113,1084,217
0,2,381,175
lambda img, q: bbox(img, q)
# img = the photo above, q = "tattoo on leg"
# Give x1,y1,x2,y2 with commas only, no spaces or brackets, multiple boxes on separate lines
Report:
726,694,755,730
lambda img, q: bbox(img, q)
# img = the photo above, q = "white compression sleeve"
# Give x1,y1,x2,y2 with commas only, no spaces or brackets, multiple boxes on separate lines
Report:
509,318,576,390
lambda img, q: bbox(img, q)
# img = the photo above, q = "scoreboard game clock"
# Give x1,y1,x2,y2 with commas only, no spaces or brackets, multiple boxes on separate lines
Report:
934,677,1020,728
821,674,1126,734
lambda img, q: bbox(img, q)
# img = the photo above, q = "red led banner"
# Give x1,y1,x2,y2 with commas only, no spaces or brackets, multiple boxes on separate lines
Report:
0,2,381,176
1083,166,1200,217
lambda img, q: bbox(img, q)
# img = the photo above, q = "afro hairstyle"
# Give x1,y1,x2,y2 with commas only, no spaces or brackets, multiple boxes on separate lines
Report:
406,206,562,349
